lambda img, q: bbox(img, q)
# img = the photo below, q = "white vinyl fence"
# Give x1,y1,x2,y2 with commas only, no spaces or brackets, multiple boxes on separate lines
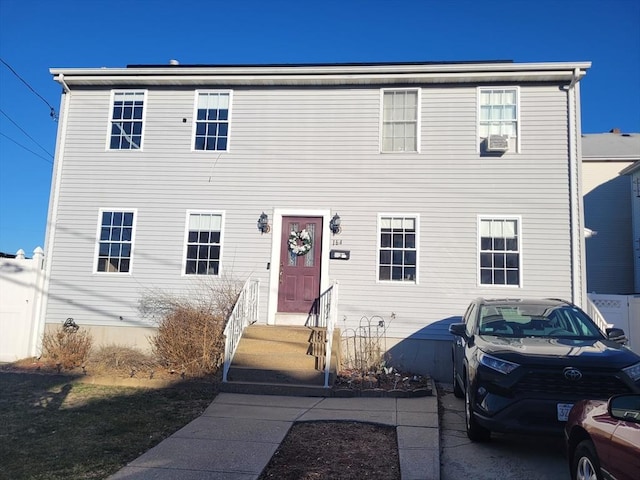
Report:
588,293,640,353
0,248,45,362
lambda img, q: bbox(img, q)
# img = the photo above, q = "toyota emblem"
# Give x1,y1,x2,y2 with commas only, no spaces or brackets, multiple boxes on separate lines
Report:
563,367,583,381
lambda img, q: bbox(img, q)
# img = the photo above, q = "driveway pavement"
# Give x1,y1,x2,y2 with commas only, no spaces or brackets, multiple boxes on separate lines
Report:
109,390,439,480
438,385,568,480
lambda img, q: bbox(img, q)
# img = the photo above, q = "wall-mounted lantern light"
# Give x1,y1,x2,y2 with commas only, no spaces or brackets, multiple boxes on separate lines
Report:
330,213,341,234
257,212,270,234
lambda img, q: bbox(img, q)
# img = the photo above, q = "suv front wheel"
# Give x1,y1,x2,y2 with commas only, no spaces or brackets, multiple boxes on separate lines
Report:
464,379,491,442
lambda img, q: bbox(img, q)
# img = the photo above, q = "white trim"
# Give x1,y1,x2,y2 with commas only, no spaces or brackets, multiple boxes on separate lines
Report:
476,86,520,154
105,89,148,151
51,62,591,88
476,215,523,288
376,213,420,285
180,210,226,277
267,208,331,325
92,208,138,275
191,89,233,153
38,83,72,356
379,88,421,153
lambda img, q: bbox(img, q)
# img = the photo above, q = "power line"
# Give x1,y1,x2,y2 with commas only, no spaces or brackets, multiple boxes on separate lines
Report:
0,57,58,121
0,109,54,159
0,132,53,165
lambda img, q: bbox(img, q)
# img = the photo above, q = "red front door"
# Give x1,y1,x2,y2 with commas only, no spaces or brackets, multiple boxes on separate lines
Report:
278,216,322,314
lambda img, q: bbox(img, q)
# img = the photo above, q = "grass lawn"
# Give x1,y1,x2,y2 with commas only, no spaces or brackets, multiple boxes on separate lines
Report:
0,372,217,480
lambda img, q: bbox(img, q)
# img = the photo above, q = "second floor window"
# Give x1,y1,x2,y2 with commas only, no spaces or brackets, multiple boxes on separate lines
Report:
479,88,518,139
109,91,145,150
381,89,419,152
194,92,230,151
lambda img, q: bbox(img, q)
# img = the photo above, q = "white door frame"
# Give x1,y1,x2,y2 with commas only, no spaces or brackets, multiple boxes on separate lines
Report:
267,208,332,325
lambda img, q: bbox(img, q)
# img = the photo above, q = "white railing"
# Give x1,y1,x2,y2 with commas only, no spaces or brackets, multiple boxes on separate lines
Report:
585,296,613,333
222,278,260,383
319,282,339,388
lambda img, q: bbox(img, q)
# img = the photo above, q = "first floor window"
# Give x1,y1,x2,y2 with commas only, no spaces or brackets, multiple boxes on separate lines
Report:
379,215,417,282
97,211,134,273
479,217,520,286
381,89,419,152
185,212,222,275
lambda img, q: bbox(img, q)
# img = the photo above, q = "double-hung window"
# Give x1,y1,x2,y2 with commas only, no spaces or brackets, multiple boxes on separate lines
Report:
381,89,419,152
96,210,135,273
109,91,145,150
378,215,418,282
184,212,223,275
478,87,519,151
194,91,231,151
479,217,521,286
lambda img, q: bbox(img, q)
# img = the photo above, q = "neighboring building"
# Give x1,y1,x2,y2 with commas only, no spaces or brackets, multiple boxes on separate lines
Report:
42,60,590,379
582,130,640,294
620,160,640,293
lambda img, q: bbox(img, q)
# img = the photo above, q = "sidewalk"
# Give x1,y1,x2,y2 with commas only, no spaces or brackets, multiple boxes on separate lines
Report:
109,389,440,480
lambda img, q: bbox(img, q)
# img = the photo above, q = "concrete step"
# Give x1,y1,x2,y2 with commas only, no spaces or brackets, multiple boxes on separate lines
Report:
219,380,332,397
231,351,320,371
226,366,327,385
222,325,341,397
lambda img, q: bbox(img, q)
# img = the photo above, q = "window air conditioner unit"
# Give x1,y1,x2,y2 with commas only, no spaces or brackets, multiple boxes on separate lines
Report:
486,135,509,153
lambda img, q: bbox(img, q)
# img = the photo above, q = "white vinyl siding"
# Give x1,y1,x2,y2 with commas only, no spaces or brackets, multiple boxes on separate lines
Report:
45,83,575,341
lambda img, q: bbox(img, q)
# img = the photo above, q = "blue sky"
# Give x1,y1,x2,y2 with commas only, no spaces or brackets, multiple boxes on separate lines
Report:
1,0,639,255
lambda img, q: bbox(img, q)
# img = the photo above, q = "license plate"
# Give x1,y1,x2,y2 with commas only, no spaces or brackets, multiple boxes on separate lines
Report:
557,403,574,421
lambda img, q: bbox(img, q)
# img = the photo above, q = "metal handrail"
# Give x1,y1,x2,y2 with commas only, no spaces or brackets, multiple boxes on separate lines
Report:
585,295,613,333
222,278,260,383
319,282,339,388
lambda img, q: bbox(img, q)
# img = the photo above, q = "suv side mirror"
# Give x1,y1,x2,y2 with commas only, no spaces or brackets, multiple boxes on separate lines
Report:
449,323,467,338
606,327,628,345
608,394,640,423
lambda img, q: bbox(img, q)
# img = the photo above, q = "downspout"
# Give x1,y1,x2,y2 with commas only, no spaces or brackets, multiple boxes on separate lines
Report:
567,67,586,307
33,73,70,356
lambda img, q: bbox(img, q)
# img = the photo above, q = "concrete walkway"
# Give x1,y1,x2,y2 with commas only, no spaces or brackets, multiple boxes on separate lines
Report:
109,391,440,480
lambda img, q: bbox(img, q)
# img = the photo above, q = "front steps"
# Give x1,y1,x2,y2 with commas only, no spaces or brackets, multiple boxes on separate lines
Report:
219,325,340,397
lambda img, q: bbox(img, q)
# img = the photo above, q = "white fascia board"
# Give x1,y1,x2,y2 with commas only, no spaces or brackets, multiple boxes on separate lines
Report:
50,62,591,88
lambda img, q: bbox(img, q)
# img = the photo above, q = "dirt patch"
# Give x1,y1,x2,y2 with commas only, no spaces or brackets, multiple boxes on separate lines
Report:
259,421,400,480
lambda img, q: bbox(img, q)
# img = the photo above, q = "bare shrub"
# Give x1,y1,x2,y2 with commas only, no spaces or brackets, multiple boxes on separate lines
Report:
140,276,242,376
41,318,93,370
87,345,160,378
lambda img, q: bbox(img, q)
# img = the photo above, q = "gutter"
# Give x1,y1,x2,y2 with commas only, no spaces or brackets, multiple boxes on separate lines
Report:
567,67,588,307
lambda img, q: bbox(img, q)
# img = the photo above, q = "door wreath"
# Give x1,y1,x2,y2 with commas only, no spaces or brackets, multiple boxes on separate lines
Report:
288,229,312,256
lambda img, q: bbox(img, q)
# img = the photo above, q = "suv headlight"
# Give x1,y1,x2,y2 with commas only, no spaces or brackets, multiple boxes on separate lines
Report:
622,362,640,382
479,352,520,375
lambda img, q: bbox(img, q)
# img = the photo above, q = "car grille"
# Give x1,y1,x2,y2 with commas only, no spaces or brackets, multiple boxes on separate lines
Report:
514,370,632,399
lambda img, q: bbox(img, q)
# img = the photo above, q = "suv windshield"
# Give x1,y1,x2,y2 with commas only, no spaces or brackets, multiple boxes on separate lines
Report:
477,304,603,339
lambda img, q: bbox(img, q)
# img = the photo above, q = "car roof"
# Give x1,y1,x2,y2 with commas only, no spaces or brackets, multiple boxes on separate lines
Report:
474,298,572,308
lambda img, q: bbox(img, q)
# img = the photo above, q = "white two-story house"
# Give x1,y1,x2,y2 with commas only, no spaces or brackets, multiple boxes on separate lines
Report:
41,60,591,379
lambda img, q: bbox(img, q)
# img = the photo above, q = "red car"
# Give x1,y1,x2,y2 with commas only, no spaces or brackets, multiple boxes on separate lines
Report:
565,394,640,480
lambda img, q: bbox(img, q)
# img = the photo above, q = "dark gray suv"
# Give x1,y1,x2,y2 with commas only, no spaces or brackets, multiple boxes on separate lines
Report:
449,298,640,441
